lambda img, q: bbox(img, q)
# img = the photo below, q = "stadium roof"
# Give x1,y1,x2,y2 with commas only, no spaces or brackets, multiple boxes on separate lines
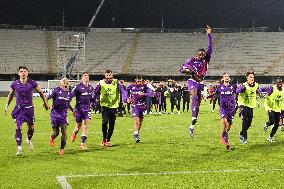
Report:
1,0,284,30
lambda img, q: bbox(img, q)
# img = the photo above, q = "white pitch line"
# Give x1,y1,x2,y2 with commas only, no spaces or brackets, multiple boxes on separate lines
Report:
56,176,72,189
56,168,283,189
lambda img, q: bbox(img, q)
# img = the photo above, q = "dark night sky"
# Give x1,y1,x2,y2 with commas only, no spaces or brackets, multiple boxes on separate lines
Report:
1,0,284,29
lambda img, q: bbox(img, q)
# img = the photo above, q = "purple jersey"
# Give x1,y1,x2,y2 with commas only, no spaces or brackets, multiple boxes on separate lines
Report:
180,34,212,80
127,83,153,109
215,84,237,110
10,79,38,107
48,87,71,117
258,86,273,95
71,83,94,112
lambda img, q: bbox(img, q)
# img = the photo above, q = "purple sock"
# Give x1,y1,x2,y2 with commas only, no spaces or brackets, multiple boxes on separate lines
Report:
27,127,34,140
191,95,199,119
81,136,87,144
222,132,228,143
15,129,22,146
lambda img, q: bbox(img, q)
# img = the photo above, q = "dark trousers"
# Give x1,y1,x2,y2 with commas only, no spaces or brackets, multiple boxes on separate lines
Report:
182,97,190,112
170,97,180,112
146,96,152,113
159,98,167,112
239,106,253,140
267,111,281,138
127,103,131,113
212,96,220,110
101,106,117,141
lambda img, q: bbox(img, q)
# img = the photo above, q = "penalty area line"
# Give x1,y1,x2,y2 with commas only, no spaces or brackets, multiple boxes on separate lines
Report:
56,168,283,189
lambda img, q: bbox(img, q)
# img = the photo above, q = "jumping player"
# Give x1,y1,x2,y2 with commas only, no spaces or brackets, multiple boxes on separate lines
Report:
180,25,212,138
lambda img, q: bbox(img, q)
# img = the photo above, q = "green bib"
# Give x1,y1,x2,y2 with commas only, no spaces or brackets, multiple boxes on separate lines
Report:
100,79,120,108
238,82,258,108
264,85,284,112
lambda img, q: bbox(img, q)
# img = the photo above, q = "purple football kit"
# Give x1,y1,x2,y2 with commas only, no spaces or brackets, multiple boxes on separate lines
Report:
215,84,237,123
48,87,72,128
71,83,94,123
10,79,38,128
127,83,153,118
180,34,212,119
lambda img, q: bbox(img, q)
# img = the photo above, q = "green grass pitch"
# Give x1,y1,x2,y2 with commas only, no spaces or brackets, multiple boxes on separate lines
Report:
0,97,284,188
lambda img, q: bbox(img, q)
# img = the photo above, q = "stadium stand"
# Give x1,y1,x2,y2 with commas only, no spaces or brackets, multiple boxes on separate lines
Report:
1,29,284,76
0,29,49,74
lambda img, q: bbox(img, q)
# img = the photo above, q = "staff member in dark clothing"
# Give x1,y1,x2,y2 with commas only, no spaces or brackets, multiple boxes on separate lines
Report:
182,83,190,112
157,81,168,113
93,70,127,147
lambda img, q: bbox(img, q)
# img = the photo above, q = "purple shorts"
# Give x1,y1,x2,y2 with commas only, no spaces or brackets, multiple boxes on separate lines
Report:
219,107,236,123
187,79,203,96
11,105,35,129
74,108,91,123
280,111,284,119
50,112,68,128
132,106,146,118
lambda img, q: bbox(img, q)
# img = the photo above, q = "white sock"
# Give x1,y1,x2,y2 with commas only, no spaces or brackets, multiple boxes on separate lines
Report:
134,130,139,135
190,125,195,129
18,146,22,150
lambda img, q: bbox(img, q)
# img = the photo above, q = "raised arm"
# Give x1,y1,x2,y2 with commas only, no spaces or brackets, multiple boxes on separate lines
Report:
206,25,212,59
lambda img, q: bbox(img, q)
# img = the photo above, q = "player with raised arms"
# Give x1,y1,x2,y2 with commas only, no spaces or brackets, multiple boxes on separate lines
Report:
180,25,212,138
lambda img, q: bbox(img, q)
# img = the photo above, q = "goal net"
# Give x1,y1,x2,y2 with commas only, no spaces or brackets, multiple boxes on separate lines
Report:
47,80,82,90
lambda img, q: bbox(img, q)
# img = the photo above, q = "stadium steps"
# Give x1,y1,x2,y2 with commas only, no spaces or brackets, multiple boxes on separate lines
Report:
121,33,140,74
263,52,284,74
47,31,57,74
212,33,222,47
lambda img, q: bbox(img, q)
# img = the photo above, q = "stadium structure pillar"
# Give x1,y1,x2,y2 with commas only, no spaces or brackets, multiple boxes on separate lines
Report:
56,33,86,79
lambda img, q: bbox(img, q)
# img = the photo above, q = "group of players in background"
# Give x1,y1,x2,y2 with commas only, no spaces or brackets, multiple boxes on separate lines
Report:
4,25,284,156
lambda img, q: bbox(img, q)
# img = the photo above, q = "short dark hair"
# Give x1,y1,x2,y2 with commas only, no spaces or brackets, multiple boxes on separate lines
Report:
105,69,112,73
197,49,206,53
18,65,28,71
135,75,143,80
246,71,255,77
275,77,282,83
82,72,89,75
